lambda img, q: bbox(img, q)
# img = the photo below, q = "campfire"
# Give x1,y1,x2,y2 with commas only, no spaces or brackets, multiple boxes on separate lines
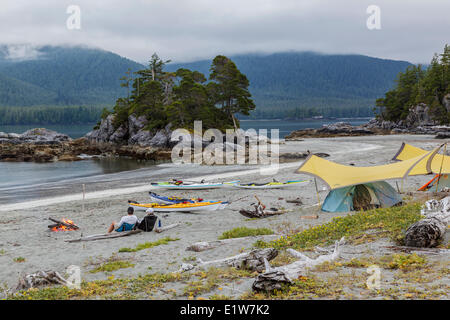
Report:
48,217,79,232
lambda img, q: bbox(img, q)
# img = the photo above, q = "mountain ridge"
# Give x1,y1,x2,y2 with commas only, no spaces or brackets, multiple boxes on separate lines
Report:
0,45,412,119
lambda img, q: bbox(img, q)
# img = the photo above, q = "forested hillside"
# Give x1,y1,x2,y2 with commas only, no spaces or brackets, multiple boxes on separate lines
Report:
0,45,144,106
167,52,412,118
0,45,413,123
376,44,449,124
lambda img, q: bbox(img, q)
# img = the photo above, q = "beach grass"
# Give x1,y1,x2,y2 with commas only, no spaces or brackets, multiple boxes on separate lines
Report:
254,202,423,250
90,260,135,273
218,227,274,240
118,237,180,253
13,257,25,263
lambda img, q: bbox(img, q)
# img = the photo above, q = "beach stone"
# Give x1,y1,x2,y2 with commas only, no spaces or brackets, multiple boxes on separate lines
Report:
58,154,81,161
435,132,450,139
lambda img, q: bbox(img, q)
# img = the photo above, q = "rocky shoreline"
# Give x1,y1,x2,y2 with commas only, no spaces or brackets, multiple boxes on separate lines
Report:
2,101,449,163
286,103,450,140
0,128,172,163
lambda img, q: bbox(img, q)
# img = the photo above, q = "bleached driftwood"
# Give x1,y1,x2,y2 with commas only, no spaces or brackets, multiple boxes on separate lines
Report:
186,234,281,252
17,271,70,290
65,230,142,242
252,237,345,292
404,196,450,248
179,248,278,273
154,223,180,233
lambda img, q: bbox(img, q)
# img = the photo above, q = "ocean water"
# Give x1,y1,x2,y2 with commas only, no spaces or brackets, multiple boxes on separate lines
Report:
0,118,372,139
0,118,372,204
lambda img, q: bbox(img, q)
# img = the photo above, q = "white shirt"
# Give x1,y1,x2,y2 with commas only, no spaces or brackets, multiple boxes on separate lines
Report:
117,215,139,228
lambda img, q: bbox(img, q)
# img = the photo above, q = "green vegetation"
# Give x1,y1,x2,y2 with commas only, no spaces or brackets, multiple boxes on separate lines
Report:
7,268,253,300
0,45,143,107
218,227,274,240
0,105,105,125
167,52,412,120
118,237,179,252
376,44,450,124
254,203,423,250
0,46,412,124
89,260,135,273
183,267,254,298
109,53,255,132
13,257,25,263
387,253,427,271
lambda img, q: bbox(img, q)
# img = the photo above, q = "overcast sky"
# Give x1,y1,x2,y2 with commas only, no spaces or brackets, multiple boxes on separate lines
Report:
0,0,448,64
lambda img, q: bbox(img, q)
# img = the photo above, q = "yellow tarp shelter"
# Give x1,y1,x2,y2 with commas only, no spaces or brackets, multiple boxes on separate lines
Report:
295,146,443,190
392,142,449,174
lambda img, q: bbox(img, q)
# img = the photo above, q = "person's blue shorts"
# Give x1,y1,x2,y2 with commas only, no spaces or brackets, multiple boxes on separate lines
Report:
115,223,135,232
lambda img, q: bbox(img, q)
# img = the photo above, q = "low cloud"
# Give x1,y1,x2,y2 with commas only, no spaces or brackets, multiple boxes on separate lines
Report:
0,0,448,63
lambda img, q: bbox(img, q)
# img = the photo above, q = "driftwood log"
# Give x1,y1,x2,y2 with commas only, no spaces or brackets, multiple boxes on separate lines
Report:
48,217,79,230
404,196,450,248
285,198,303,205
252,237,345,292
154,223,180,233
65,230,142,242
17,271,70,290
186,234,281,252
179,248,278,273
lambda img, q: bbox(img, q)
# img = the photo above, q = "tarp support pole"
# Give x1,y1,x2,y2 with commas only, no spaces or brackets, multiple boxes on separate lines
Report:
314,178,321,205
435,143,447,192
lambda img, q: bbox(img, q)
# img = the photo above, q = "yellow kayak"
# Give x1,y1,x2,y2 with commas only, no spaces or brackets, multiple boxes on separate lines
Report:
127,200,227,212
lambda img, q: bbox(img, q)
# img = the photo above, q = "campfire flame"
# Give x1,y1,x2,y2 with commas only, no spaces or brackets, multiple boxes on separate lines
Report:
51,219,76,232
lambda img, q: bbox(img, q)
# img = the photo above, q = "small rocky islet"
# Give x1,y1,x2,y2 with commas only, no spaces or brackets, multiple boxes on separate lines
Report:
1,100,449,163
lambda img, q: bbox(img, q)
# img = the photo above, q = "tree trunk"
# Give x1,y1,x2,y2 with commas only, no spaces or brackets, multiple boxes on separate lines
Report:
252,237,345,292
154,223,179,233
231,113,238,131
65,230,142,242
404,196,449,247
186,234,281,252
179,248,278,273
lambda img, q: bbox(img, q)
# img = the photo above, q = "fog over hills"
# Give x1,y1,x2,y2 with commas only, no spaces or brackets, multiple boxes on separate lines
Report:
0,44,412,118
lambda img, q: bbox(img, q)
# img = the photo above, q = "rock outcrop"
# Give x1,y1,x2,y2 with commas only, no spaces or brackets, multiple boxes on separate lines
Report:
285,122,380,140
85,114,174,148
285,100,450,140
0,128,71,145
0,127,172,163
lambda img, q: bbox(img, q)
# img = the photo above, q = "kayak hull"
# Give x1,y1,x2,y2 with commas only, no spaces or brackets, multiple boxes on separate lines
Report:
128,201,227,212
151,180,238,190
232,180,309,189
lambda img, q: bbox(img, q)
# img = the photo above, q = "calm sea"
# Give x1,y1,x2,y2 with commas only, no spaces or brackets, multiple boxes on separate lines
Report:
0,118,372,139
0,118,372,204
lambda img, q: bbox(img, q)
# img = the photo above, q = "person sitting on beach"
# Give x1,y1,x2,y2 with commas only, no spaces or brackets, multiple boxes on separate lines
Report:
136,208,159,232
107,207,139,233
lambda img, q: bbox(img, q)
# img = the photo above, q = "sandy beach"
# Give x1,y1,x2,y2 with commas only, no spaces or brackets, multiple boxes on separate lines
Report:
0,134,448,299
